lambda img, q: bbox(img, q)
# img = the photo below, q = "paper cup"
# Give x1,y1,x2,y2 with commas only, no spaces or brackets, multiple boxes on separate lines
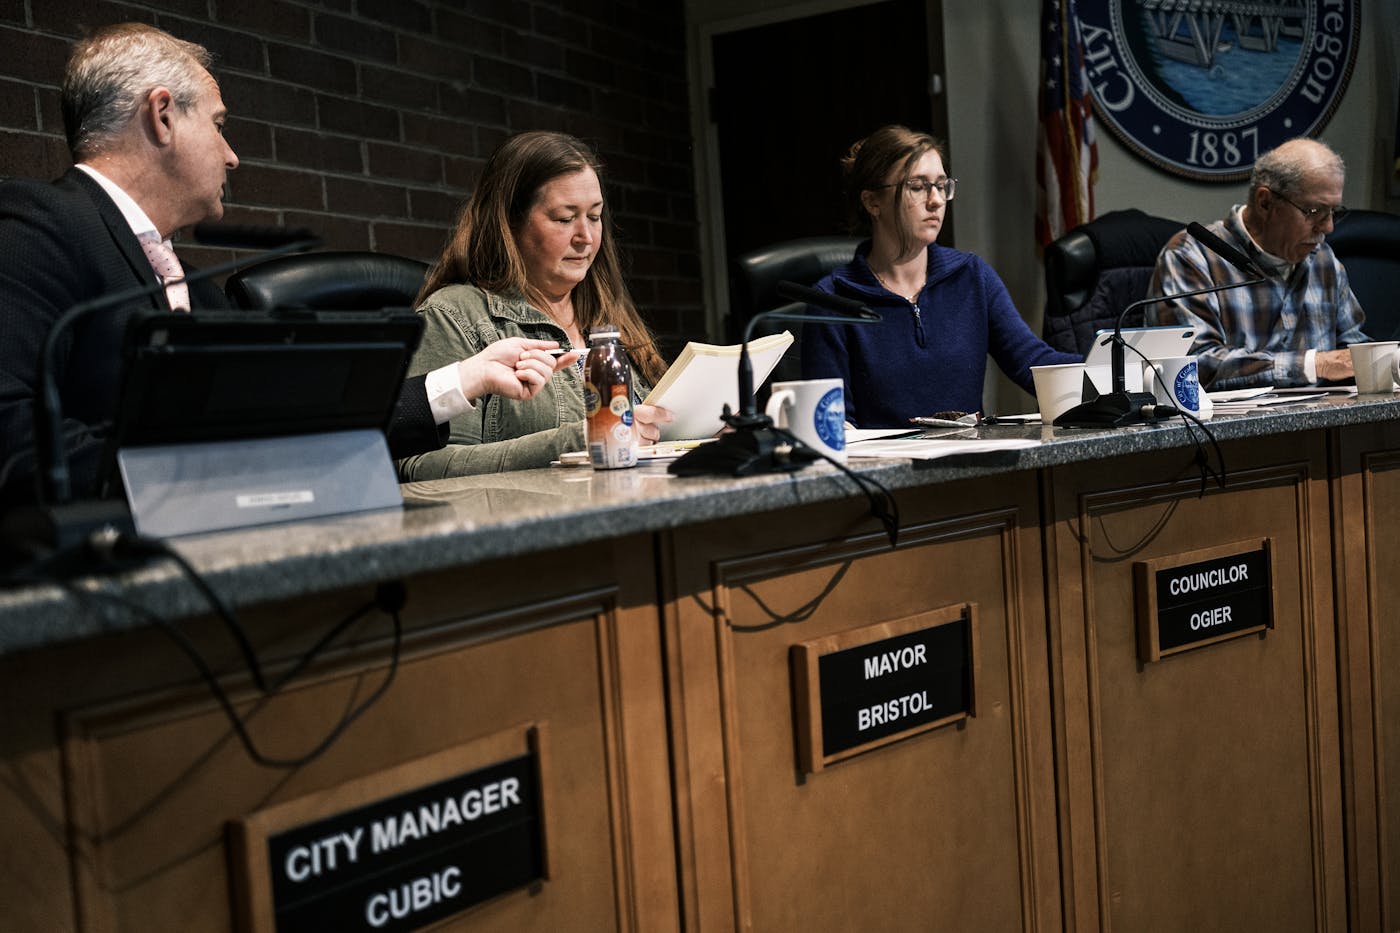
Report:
1349,341,1398,394
1032,363,1091,424
765,378,846,462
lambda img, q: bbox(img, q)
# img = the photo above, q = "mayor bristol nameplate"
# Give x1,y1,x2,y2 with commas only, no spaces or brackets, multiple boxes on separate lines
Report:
1134,538,1275,663
790,604,978,773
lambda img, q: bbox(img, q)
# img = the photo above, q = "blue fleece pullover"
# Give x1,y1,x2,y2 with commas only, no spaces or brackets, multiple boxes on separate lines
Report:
801,241,1080,427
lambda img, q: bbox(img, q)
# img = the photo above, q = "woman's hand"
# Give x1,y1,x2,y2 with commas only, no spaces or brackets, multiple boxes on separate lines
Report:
632,403,674,444
458,338,579,401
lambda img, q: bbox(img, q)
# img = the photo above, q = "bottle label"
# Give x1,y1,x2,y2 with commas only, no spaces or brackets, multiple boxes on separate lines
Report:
586,383,637,469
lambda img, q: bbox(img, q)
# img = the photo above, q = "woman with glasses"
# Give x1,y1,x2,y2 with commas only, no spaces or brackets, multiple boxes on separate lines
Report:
396,131,672,479
1145,136,1367,390
801,125,1080,427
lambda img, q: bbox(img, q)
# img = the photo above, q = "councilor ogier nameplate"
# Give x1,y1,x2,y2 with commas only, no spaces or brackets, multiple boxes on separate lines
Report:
230,729,548,933
791,604,978,773
1135,539,1275,663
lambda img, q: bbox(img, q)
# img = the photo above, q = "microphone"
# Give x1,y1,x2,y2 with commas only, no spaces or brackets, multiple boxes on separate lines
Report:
193,222,321,250
1186,222,1266,277
669,281,881,476
31,229,324,510
1054,225,1266,428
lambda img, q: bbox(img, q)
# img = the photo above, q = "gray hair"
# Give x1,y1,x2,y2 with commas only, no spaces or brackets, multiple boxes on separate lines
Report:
1249,138,1345,198
62,23,213,160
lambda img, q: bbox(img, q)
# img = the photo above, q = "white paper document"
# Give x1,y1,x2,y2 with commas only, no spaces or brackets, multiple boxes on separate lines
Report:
846,436,1041,460
643,331,794,442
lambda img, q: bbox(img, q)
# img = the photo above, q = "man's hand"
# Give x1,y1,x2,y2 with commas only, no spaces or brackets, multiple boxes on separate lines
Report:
1314,348,1354,383
458,338,578,402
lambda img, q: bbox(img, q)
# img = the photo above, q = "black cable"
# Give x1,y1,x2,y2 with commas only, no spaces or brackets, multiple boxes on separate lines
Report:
1135,350,1229,496
770,425,901,548
68,579,402,769
98,533,270,693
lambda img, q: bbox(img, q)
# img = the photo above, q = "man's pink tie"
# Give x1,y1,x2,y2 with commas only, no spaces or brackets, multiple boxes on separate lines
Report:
138,232,191,312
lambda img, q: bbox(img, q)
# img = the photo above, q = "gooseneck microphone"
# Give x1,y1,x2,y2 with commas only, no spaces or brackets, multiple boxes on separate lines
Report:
1054,223,1267,428
192,222,321,250
669,281,881,477
1185,221,1266,277
32,227,324,507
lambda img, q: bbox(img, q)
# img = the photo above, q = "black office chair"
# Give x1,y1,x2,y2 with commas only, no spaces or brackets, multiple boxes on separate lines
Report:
225,250,430,311
1328,209,1400,340
728,235,861,385
1042,209,1185,356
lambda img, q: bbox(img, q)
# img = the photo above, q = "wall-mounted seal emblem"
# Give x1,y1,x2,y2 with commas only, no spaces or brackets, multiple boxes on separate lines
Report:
1076,0,1359,181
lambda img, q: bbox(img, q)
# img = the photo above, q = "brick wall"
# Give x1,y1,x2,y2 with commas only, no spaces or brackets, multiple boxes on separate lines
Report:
0,0,704,353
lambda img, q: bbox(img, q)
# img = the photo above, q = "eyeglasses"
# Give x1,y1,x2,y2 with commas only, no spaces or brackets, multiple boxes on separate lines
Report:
872,177,957,202
1267,188,1347,225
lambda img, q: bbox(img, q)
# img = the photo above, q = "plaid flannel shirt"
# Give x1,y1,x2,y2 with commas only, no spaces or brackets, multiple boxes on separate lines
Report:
1144,205,1368,390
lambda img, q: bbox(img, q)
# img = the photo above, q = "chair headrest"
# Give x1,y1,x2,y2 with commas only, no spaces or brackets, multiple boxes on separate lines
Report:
1327,209,1400,258
226,250,430,312
731,236,862,315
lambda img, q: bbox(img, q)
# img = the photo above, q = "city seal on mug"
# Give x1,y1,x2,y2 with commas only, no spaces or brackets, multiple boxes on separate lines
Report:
813,387,846,452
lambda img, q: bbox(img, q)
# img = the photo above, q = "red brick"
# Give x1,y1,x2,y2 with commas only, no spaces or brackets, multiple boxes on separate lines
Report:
31,2,154,38
325,177,409,218
0,0,23,24
229,162,325,210
437,84,506,127
443,155,483,190
225,116,273,161
372,221,448,263
357,0,430,34
473,56,533,97
366,141,442,184
0,27,70,83
434,10,503,55
318,94,399,140
401,113,473,155
408,188,462,224
268,42,355,93
0,78,35,130
360,65,439,111
274,126,363,174
171,21,266,73
220,73,317,124
397,35,471,84
315,13,396,63
281,211,373,251
216,0,310,41
0,130,69,180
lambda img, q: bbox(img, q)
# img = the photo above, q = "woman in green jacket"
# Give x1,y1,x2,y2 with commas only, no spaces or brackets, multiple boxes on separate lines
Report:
397,131,671,479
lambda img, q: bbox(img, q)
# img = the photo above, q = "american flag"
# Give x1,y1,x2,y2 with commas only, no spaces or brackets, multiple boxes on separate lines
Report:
1035,0,1098,246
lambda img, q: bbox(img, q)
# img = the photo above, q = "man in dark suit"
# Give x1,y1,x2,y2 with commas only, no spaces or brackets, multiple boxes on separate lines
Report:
0,23,571,507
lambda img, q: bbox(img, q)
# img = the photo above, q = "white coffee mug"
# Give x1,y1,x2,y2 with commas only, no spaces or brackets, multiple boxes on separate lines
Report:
765,378,846,462
1349,341,1399,395
1143,356,1204,415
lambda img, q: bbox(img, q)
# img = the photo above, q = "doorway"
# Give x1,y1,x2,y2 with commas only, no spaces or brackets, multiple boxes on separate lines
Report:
707,0,949,316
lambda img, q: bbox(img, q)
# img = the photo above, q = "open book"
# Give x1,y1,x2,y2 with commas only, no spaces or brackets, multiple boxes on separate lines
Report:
642,331,794,442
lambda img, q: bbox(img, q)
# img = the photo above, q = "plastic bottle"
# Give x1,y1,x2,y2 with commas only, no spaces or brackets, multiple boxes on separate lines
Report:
583,326,639,469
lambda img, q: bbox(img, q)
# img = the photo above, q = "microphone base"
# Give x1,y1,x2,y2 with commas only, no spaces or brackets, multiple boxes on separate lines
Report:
668,417,819,477
1054,391,1174,428
1,498,135,567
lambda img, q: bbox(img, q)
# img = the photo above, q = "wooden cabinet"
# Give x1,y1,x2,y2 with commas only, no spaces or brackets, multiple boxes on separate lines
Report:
1332,420,1400,932
0,535,677,932
660,478,1061,932
1043,435,1346,932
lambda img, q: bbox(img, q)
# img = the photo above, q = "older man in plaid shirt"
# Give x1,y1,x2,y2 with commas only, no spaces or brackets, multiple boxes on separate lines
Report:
1145,138,1368,391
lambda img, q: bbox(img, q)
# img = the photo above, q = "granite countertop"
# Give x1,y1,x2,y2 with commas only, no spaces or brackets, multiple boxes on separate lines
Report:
2,393,1396,654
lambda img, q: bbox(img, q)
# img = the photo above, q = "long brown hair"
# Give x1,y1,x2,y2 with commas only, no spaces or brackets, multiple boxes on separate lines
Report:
841,125,947,257
418,130,665,384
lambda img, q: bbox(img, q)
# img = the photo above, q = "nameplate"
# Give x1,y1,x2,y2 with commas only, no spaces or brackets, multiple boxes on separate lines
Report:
1134,539,1275,663
231,728,548,933
791,604,977,773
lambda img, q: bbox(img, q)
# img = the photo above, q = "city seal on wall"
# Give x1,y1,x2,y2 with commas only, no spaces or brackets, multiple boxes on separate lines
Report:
1076,0,1359,181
